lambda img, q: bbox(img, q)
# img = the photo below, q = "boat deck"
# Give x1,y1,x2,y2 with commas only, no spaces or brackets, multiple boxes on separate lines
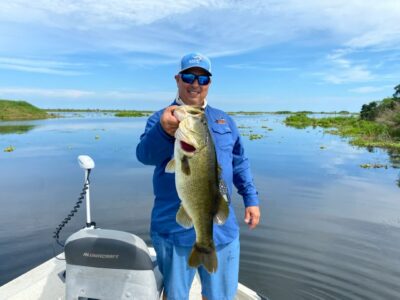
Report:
0,249,263,300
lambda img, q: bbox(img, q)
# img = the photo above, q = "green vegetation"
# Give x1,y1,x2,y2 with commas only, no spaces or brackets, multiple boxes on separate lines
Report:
360,97,400,137
249,134,263,140
274,111,293,114
338,111,351,115
229,110,355,115
46,108,152,117
228,111,266,115
360,163,388,169
3,145,15,152
0,100,50,120
114,111,147,117
284,113,398,149
393,84,400,99
284,87,400,150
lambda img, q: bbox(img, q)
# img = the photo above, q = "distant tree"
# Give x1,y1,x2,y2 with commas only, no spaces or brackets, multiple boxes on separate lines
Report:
394,84,400,99
360,101,378,121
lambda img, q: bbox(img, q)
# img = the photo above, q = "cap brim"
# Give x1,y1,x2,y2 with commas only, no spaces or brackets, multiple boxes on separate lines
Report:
180,66,212,76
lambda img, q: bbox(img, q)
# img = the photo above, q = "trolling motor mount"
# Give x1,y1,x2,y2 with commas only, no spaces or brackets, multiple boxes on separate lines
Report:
64,155,162,300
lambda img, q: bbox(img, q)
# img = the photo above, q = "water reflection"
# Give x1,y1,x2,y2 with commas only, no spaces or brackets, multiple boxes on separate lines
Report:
0,114,399,300
387,149,400,169
0,124,36,134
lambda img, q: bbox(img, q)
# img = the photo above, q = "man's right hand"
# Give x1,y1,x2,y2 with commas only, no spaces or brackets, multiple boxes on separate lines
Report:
161,105,179,137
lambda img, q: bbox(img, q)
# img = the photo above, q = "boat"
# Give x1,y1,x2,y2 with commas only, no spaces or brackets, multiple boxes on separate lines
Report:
0,155,267,300
0,248,265,300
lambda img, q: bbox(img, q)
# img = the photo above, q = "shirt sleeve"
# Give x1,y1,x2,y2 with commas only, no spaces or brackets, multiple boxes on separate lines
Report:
230,117,260,207
136,110,175,166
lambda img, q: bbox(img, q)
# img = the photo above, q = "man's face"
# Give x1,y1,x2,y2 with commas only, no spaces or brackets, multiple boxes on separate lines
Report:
175,67,211,106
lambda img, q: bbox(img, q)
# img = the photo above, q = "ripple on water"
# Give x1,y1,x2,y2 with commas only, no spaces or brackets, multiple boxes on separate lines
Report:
239,219,400,300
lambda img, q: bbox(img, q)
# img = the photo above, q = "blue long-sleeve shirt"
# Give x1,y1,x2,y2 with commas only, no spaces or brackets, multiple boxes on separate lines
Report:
136,102,259,246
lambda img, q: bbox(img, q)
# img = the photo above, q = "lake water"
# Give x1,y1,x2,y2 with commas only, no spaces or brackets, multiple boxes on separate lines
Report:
0,113,399,299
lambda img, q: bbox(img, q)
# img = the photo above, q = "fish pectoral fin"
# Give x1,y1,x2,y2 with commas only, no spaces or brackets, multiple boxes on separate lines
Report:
214,193,229,225
165,158,176,173
176,205,193,228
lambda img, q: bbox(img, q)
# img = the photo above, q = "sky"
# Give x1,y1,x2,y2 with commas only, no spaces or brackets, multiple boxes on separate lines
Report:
0,0,399,112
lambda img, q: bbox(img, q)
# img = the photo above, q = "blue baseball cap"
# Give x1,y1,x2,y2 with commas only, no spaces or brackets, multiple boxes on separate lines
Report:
179,52,212,75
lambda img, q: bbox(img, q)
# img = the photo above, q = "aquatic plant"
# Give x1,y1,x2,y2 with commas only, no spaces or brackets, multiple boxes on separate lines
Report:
249,134,263,140
4,145,15,152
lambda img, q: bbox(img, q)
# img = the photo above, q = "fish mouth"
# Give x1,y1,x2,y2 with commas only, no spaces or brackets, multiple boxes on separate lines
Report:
180,140,196,153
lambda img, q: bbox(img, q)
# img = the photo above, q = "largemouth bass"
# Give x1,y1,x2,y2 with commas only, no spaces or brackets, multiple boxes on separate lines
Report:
165,105,229,273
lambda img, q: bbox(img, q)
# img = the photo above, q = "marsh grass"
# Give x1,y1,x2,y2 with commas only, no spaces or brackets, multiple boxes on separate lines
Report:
114,111,148,117
284,114,400,150
0,100,49,120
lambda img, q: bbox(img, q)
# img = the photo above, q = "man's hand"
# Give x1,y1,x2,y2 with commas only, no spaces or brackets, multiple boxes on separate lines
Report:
244,206,260,229
161,105,179,136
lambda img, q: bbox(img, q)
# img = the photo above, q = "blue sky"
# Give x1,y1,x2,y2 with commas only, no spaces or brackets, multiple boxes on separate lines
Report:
0,0,399,112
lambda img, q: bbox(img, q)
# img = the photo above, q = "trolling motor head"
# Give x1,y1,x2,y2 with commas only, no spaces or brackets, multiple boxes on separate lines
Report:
78,155,95,170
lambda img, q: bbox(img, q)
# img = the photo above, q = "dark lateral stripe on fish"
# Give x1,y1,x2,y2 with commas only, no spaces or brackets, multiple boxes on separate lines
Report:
181,155,191,176
194,243,214,254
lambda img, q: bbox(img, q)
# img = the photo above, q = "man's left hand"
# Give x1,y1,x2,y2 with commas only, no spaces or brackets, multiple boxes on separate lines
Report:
244,206,260,229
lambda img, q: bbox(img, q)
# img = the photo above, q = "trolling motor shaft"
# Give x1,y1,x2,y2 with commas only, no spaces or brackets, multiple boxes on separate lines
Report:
77,155,96,228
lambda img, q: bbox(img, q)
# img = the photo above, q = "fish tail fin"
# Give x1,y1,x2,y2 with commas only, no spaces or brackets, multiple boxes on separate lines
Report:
188,243,218,273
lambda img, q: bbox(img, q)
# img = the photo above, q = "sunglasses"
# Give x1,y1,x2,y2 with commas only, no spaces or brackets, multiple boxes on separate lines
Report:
180,73,211,86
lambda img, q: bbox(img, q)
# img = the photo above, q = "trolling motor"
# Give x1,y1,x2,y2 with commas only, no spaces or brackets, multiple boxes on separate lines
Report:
57,155,162,300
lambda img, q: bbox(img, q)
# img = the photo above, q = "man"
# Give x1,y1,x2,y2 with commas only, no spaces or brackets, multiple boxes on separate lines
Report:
136,53,260,300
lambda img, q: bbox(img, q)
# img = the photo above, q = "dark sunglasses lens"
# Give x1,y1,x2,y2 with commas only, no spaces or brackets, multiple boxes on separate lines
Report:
181,73,195,84
181,73,210,85
197,75,210,85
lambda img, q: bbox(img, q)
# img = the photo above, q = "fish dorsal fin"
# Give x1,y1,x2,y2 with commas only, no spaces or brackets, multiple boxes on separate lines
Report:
165,158,176,173
176,205,193,228
214,190,229,225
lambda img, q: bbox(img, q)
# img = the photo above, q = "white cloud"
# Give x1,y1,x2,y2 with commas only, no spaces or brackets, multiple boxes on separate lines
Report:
322,65,373,84
0,57,87,75
226,63,296,71
316,49,375,84
0,87,172,101
349,86,390,94
1,0,399,59
0,87,94,98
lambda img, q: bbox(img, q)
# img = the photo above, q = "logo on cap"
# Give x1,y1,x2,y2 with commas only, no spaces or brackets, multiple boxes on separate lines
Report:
189,55,203,64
